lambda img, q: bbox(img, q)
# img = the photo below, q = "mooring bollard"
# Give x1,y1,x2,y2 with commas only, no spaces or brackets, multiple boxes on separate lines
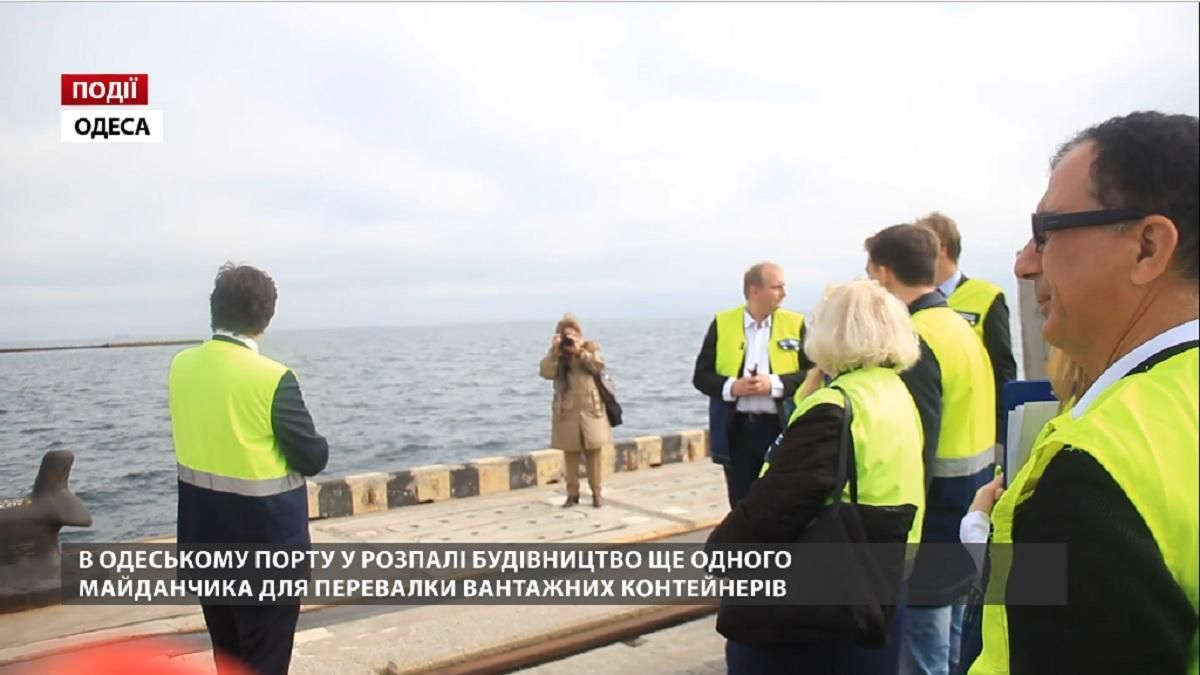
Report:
0,450,92,613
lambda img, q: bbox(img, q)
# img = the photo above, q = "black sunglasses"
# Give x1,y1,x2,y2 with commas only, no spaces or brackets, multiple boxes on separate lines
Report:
1030,208,1147,250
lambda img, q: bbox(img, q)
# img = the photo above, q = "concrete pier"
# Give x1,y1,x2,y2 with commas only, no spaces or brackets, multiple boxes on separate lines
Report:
1018,278,1048,379
0,434,729,674
305,431,709,520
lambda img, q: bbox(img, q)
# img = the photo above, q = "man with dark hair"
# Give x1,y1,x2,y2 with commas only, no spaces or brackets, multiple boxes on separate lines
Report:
693,262,812,507
914,212,1017,441
966,111,1198,674
865,225,996,675
169,263,329,675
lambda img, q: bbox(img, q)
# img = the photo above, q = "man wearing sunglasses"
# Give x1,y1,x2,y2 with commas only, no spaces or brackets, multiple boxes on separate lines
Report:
965,111,1199,675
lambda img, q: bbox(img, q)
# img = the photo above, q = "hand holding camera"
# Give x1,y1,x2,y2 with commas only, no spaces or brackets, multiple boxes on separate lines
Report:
554,331,582,357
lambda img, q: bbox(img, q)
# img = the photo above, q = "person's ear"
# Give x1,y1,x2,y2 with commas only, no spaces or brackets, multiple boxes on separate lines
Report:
877,266,894,289
1128,216,1179,287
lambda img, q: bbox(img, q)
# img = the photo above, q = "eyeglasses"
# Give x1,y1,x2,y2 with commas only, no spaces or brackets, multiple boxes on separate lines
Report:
1030,208,1146,251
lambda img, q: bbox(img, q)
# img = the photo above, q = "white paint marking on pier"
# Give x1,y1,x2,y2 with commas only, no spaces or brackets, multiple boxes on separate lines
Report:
294,627,334,645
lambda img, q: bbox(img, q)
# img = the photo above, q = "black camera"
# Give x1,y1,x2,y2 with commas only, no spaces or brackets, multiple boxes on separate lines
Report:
560,335,575,350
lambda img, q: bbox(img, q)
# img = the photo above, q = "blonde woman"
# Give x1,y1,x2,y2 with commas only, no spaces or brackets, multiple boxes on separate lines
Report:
708,279,927,675
539,314,613,507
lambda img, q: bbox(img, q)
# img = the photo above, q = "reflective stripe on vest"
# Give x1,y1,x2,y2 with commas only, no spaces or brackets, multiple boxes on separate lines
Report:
932,447,995,478
169,339,295,485
714,306,805,378
947,277,1003,339
772,367,926,545
178,463,304,497
911,307,996,465
971,346,1199,675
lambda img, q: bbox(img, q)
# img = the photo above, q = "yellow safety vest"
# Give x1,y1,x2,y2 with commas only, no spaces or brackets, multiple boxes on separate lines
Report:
948,277,1004,341
912,306,996,477
773,367,926,544
971,346,1199,675
714,306,805,378
169,338,303,496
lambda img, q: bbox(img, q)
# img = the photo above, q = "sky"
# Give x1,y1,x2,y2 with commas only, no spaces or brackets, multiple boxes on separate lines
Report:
1,3,1197,343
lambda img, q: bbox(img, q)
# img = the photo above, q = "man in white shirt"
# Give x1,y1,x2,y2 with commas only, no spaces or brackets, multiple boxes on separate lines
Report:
960,111,1199,675
692,262,812,507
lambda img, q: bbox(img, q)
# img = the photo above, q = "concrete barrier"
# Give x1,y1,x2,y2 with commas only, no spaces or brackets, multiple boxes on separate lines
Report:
307,429,711,520
1019,278,1048,379
0,451,92,613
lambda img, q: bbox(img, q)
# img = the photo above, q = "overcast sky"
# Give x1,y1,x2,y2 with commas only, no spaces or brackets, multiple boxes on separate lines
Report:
1,3,1197,342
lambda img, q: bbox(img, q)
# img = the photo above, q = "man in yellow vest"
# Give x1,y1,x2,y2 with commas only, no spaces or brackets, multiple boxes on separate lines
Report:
964,112,1199,675
169,263,329,675
914,212,1017,443
692,261,811,508
865,225,996,675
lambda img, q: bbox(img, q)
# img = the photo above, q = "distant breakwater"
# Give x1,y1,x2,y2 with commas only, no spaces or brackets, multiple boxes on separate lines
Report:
0,339,202,355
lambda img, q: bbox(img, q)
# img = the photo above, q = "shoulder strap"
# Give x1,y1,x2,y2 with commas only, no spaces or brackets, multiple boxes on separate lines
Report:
829,385,858,504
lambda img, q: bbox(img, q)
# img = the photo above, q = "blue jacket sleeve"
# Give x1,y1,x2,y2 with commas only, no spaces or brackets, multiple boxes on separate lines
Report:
271,370,329,477
899,337,942,486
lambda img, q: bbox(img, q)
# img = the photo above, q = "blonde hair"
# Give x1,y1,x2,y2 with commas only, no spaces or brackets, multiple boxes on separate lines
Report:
804,279,921,376
1045,346,1087,412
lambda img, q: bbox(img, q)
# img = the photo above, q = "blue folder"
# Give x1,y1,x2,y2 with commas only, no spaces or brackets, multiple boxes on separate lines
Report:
999,379,1055,449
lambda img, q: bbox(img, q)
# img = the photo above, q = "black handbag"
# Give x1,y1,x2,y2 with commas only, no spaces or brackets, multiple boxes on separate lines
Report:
593,371,623,427
716,387,917,648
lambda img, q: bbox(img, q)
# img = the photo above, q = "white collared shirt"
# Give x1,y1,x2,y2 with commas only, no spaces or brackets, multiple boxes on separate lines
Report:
938,269,964,300
960,318,1200,550
1071,319,1199,419
213,330,260,354
721,310,785,413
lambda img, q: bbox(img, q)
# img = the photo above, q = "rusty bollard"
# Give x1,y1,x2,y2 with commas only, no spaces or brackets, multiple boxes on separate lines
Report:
0,450,92,613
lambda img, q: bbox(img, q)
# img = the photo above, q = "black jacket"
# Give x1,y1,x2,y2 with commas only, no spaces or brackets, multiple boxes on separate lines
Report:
1000,343,1198,674
692,316,812,427
954,275,1017,442
1002,449,1196,674
706,403,844,645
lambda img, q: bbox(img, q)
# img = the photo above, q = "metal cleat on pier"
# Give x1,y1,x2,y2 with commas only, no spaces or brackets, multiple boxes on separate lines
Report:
0,450,92,612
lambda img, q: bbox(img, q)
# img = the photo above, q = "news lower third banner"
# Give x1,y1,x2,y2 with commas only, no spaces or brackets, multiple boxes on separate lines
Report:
61,543,1066,607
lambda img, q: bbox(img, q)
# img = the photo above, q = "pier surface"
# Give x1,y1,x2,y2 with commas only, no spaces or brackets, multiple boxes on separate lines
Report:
0,460,729,674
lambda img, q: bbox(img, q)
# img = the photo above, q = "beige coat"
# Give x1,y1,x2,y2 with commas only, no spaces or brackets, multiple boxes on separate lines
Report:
539,341,614,452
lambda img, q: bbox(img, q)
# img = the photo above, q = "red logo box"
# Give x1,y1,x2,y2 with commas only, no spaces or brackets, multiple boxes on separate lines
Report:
61,74,149,106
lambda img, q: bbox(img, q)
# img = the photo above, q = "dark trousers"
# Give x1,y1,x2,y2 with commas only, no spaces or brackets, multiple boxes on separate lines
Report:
202,602,301,675
723,412,782,508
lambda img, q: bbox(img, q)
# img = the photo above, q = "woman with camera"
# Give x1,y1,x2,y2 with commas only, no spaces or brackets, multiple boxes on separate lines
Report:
707,279,927,675
539,313,613,508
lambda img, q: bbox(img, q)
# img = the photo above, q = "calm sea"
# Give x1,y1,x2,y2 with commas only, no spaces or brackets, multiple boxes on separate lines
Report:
1,318,716,542
2,315,1025,543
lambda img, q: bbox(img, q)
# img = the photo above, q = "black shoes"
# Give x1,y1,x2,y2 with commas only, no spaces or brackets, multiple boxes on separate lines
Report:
563,494,602,508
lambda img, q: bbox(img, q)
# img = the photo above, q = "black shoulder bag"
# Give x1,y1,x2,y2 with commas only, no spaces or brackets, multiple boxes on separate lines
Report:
787,386,917,646
716,387,917,648
593,371,623,427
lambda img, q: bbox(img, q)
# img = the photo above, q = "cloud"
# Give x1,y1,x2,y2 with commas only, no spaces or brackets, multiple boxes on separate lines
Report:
0,3,1197,340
